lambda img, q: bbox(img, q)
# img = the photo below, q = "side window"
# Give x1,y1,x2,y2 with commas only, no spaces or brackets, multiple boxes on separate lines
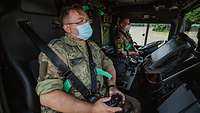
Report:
129,23,171,46
101,15,112,46
101,23,111,45
183,7,200,44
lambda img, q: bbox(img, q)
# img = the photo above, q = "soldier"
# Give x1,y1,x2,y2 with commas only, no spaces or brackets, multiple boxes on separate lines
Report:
36,4,141,113
115,17,140,57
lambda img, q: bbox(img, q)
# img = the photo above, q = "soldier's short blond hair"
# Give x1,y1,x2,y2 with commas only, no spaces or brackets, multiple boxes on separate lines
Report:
119,17,130,24
59,4,83,25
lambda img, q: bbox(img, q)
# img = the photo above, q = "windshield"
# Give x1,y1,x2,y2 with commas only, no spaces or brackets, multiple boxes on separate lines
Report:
129,23,171,45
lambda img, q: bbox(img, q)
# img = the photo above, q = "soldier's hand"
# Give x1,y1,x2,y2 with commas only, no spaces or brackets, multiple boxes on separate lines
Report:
109,87,126,103
91,97,122,113
129,51,140,56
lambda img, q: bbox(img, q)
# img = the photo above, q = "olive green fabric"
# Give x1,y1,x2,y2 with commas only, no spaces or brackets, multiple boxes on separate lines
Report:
115,30,137,55
36,79,63,95
36,36,113,113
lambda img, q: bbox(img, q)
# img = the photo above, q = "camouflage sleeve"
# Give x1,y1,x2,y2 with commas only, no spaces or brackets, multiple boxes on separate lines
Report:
100,50,113,70
115,37,127,55
36,41,67,95
36,53,64,95
90,41,114,70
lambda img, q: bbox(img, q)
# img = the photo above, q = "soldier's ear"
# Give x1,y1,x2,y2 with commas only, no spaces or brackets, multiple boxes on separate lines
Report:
63,25,70,33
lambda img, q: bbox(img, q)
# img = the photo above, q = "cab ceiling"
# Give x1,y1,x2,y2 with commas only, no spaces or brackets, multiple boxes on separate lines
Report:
115,0,154,5
112,0,199,15
113,0,197,9
0,0,199,17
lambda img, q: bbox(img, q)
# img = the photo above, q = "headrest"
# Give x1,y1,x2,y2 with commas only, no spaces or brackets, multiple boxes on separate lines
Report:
177,33,197,49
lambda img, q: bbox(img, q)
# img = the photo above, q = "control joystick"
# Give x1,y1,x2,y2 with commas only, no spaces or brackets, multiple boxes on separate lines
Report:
104,94,123,107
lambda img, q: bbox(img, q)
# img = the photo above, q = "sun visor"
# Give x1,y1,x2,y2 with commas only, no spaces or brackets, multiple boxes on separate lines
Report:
21,0,58,15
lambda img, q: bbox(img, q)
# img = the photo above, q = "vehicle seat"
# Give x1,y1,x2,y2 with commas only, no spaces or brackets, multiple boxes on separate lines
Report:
0,0,64,112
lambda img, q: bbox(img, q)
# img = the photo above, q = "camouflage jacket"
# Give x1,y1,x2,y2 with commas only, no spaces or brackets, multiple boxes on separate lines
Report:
36,36,113,113
115,28,137,55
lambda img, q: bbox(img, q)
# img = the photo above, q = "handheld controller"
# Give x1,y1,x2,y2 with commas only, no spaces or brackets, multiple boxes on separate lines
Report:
104,94,123,107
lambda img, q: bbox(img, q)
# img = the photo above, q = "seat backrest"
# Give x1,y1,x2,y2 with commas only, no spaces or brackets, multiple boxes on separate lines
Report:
0,0,64,112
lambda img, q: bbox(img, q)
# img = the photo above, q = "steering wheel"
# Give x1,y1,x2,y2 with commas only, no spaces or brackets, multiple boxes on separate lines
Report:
138,40,164,51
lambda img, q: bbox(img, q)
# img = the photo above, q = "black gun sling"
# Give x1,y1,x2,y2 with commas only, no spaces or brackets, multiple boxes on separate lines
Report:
17,20,97,102
86,41,97,94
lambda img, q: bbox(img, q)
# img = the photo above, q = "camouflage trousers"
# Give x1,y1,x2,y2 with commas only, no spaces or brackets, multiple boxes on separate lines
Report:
122,95,141,113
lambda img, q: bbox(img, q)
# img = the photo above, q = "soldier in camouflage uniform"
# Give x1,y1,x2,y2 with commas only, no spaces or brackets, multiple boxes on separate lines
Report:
36,5,141,113
115,17,139,57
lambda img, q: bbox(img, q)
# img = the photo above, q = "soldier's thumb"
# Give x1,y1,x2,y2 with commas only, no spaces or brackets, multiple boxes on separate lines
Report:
98,97,111,102
107,107,122,112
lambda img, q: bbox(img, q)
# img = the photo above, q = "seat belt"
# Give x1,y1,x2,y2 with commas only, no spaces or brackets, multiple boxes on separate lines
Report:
118,29,132,40
118,29,137,55
17,20,97,102
86,41,97,94
119,29,135,46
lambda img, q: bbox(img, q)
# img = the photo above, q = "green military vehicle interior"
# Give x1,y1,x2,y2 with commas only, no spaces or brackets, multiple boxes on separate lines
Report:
0,0,200,113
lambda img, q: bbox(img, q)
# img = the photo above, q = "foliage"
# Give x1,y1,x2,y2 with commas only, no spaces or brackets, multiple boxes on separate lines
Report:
152,24,170,32
185,7,200,24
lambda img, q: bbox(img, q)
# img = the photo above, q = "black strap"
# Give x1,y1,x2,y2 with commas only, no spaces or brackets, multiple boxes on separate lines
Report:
118,29,135,45
118,29,131,55
17,20,93,101
86,41,97,94
118,28,132,40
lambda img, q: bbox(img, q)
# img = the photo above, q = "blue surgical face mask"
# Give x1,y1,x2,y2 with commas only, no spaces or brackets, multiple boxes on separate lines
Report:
76,22,93,40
